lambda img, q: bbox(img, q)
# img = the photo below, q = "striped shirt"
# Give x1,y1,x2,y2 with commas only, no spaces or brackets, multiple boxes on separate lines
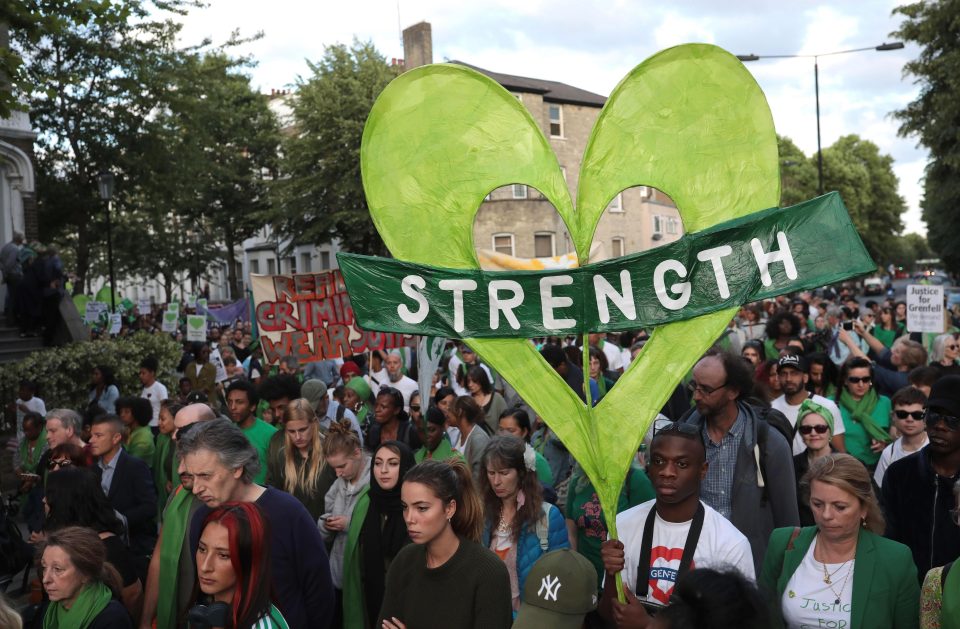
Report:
700,409,746,520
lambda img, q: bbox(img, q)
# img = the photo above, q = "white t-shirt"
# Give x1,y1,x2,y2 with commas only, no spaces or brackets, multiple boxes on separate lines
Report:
611,500,755,606
770,394,846,455
781,541,853,629
600,341,623,372
380,375,419,412
874,435,928,488
141,381,168,427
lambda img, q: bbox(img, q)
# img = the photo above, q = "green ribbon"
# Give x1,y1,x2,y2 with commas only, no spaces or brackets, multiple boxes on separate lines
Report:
339,193,874,338
43,581,112,629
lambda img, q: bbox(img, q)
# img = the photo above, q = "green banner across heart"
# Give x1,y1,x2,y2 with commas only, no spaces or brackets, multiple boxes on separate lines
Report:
339,192,873,338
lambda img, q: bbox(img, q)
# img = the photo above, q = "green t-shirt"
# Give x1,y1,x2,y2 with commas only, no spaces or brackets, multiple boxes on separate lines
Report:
242,418,278,485
564,463,655,588
839,395,892,467
127,425,155,469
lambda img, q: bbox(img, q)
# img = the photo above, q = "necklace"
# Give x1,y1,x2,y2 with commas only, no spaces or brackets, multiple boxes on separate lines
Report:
496,510,512,534
824,560,854,605
820,559,850,585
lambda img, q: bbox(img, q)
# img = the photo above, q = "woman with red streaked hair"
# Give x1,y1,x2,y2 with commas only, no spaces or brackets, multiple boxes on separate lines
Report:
192,502,290,628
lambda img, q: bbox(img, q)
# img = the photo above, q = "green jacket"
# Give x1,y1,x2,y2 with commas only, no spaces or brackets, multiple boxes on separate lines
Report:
127,425,155,469
760,526,919,629
414,434,463,464
342,487,371,629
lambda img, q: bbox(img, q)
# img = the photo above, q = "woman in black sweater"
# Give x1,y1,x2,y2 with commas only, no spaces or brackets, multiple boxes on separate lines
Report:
379,459,512,629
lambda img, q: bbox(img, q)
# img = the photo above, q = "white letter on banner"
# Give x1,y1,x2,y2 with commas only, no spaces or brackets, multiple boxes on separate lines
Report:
654,260,691,310
540,275,576,330
438,279,478,334
594,270,637,324
750,232,798,287
488,280,524,331
696,245,734,299
397,275,429,324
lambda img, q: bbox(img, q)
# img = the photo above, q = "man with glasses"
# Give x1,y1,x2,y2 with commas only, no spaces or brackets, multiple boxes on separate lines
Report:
598,420,754,627
874,386,929,488
680,351,799,572
882,375,960,579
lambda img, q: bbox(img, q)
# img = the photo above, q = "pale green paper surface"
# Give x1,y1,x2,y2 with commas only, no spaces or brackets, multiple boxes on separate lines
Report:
361,44,780,597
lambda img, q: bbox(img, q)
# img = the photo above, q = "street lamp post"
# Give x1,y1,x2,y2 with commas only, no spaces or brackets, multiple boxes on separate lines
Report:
737,42,904,196
97,171,117,312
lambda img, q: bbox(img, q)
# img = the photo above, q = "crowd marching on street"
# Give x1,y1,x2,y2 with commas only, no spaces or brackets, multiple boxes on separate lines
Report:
2,282,960,629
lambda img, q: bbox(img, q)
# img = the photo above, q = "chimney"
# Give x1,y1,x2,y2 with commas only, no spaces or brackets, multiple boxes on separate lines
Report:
402,21,432,70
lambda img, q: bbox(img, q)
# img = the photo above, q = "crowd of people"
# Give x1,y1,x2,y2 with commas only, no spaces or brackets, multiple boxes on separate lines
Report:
1,285,960,629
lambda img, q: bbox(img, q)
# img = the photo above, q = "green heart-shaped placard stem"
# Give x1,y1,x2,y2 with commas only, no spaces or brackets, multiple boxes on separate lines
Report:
361,44,780,599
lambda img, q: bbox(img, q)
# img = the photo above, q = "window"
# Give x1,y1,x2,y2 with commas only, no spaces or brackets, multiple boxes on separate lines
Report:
512,184,528,199
666,217,680,235
286,257,297,274
652,215,663,234
611,237,625,258
608,193,623,212
301,253,312,273
320,251,331,270
549,104,563,137
493,233,515,256
534,232,555,258
267,258,276,274
639,186,651,199
250,259,260,274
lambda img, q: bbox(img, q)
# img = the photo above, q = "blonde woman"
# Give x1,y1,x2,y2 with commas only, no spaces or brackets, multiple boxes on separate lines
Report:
268,398,335,520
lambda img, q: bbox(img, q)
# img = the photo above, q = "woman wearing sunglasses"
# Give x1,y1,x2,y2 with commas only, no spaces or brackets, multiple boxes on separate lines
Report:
930,333,960,378
792,400,837,526
836,358,892,471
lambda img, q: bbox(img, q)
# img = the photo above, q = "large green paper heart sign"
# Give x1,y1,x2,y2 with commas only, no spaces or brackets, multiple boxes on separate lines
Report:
346,44,871,599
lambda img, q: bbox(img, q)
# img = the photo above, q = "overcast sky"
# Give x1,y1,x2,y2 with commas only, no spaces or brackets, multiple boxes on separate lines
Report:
177,0,928,235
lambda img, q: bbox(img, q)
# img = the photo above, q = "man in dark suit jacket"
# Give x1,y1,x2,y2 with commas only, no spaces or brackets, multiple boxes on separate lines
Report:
89,413,157,555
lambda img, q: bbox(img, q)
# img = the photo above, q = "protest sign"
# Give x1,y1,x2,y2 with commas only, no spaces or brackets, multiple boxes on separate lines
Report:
84,301,108,324
417,336,446,409
186,315,207,342
161,311,178,333
906,284,944,333
210,348,229,382
108,313,122,335
251,270,415,365
137,298,152,316
168,302,180,314
186,294,197,308
197,298,208,311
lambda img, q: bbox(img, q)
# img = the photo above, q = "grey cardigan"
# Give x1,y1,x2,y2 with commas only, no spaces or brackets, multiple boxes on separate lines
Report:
682,401,800,572
319,454,371,588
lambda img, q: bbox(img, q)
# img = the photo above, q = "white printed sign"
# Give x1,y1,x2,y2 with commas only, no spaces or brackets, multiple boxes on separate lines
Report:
186,314,207,342
906,284,944,333
108,313,122,334
137,298,152,316
161,311,178,333
210,348,229,382
84,301,109,324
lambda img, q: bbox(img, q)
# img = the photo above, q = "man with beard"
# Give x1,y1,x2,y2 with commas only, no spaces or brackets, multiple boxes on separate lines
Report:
770,354,846,454
882,375,960,579
598,421,754,627
382,350,418,411
138,404,215,629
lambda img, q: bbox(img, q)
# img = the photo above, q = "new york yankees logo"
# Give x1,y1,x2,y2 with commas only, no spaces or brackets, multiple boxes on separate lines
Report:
538,575,562,601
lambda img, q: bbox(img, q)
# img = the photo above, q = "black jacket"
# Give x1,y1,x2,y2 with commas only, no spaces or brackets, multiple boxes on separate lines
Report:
881,446,960,579
104,448,157,555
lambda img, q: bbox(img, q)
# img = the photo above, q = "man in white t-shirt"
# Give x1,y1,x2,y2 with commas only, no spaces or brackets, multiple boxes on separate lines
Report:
599,421,754,626
770,354,847,455
15,380,46,445
382,351,418,412
139,356,168,428
874,386,929,488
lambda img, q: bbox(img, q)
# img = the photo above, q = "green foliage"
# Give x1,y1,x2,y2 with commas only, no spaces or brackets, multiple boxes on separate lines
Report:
885,232,933,271
893,0,960,274
777,135,818,207
271,40,398,257
0,332,180,411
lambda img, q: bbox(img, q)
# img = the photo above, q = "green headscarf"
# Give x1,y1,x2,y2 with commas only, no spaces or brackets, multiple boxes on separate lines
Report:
797,399,835,434
43,581,112,628
346,377,373,424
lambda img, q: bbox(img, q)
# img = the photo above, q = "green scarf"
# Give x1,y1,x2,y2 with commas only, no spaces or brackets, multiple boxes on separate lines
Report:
43,581,112,628
596,374,608,399
19,429,46,474
839,388,891,444
154,434,173,517
943,562,960,629
157,486,195,629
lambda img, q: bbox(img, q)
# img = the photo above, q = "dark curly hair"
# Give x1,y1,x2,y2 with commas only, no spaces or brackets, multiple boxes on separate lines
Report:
765,311,801,341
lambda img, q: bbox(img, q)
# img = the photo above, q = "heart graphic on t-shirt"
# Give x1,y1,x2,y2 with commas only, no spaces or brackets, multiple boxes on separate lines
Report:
647,546,696,604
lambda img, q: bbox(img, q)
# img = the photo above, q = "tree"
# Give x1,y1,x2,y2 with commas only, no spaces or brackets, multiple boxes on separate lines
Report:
893,1,960,274
271,40,397,257
777,135,818,207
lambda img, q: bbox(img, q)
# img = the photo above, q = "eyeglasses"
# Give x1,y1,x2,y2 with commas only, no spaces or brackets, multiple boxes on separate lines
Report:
409,405,421,412
894,410,925,421
687,381,727,396
48,458,72,469
947,344,959,351
798,424,830,435
925,410,960,431
846,376,872,385
653,418,700,438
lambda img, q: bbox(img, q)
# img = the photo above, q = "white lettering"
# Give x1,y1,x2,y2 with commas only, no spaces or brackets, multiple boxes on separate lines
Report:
397,275,429,324
537,575,562,601
488,280,524,330
696,245,733,299
750,232,798,287
653,260,691,310
593,271,637,323
438,279,478,333
540,275,576,330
